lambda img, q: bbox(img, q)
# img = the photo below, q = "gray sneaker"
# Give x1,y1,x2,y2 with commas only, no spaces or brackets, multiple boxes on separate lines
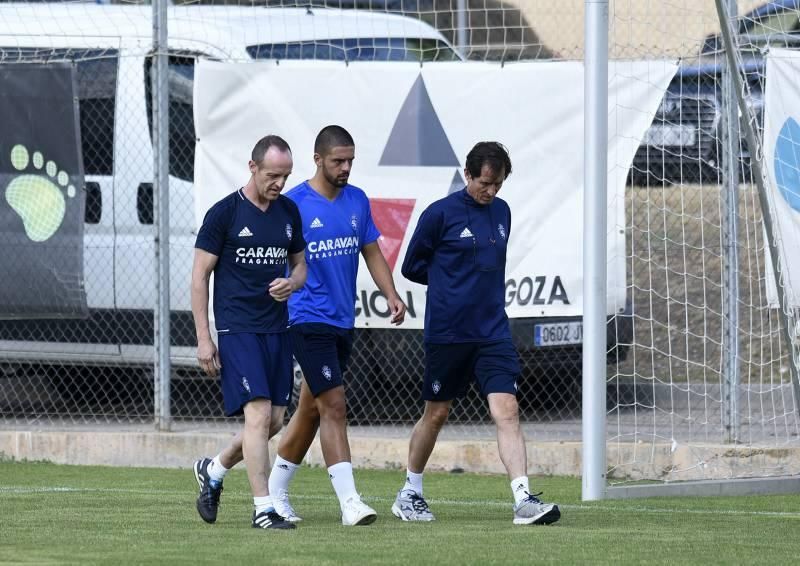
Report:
391,490,435,522
513,492,560,525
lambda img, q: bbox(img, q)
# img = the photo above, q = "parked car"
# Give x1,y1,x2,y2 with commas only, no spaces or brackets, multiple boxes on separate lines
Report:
630,0,800,186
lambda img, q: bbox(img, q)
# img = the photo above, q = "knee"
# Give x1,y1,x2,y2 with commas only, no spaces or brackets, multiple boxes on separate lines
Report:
245,406,271,434
317,395,347,423
490,396,520,428
297,399,321,424
424,404,450,430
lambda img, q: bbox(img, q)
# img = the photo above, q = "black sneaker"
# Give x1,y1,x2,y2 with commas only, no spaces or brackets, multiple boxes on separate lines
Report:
194,458,223,524
252,510,297,530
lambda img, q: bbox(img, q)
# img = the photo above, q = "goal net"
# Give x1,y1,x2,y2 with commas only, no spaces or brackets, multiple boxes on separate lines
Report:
607,0,800,495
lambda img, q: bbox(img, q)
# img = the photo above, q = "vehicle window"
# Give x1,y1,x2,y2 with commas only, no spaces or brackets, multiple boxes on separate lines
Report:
144,53,196,182
247,38,459,62
747,9,800,36
0,47,118,176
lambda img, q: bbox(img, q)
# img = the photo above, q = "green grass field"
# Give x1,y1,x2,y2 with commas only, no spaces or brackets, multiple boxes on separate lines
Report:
2,461,800,565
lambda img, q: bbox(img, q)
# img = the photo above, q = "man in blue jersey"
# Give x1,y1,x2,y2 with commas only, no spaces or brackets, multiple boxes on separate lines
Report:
267,125,406,526
190,135,307,531
391,142,561,526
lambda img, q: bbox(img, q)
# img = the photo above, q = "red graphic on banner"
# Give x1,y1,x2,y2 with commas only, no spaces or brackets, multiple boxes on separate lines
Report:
369,198,416,271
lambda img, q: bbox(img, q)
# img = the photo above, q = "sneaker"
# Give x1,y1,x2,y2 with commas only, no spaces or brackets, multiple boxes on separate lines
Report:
341,497,377,526
512,492,561,525
272,489,302,523
252,510,296,530
391,490,435,522
193,458,223,524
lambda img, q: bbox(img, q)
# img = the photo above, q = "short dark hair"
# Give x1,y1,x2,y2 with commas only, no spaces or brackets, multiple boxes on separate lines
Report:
251,135,291,164
465,141,512,180
314,125,355,156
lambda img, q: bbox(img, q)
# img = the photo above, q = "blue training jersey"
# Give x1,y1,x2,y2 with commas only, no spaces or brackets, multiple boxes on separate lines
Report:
195,188,305,334
402,188,512,343
286,181,380,329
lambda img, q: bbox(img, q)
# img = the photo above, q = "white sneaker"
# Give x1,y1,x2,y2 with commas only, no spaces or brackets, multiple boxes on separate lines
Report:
512,492,561,525
391,489,435,522
272,489,302,523
341,497,377,526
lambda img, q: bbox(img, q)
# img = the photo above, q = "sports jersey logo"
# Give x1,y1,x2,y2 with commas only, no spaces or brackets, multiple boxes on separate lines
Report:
236,246,288,265
431,380,441,394
285,223,292,240
322,365,332,381
350,214,359,231
307,236,360,256
242,377,251,393
310,217,324,228
238,226,254,237
498,224,507,240
460,227,474,238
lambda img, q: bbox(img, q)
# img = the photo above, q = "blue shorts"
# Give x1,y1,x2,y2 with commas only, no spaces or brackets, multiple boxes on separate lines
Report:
218,332,293,416
422,339,521,401
290,323,354,397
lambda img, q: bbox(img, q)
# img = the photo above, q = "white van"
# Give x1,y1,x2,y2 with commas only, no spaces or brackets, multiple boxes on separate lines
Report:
0,4,459,367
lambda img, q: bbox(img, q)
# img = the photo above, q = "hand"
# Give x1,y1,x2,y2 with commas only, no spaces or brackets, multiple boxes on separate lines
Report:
269,277,295,302
197,338,221,377
387,294,407,325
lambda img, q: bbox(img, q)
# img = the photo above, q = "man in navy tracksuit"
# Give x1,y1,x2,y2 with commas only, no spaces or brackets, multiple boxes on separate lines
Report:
391,142,561,526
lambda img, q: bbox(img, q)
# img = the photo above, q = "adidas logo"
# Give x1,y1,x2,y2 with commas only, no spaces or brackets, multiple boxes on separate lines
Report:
310,217,324,228
460,227,474,238
278,464,290,470
238,226,254,237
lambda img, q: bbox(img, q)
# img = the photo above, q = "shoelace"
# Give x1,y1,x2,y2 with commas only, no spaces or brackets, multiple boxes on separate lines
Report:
523,491,544,504
409,493,431,512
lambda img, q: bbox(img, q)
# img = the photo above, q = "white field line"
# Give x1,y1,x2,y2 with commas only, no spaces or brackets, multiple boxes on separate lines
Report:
2,486,800,518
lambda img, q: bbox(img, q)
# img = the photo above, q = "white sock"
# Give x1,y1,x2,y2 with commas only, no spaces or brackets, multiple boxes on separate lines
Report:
208,455,229,484
269,455,300,496
403,469,424,496
253,495,273,515
511,476,530,506
328,461,359,506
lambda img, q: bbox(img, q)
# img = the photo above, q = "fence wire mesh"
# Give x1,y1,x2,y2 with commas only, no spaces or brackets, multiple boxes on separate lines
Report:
0,2,798,486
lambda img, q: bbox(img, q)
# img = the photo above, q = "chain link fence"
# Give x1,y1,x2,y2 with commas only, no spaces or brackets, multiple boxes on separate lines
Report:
1,1,798,467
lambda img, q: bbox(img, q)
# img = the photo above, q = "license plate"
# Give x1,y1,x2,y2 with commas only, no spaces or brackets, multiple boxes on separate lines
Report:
643,124,696,147
534,322,583,347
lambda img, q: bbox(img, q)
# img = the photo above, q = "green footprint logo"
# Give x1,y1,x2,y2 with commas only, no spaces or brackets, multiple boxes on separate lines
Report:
5,144,77,242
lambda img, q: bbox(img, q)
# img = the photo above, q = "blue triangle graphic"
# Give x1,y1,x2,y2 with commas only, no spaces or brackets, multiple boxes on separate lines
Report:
448,169,465,194
379,75,460,167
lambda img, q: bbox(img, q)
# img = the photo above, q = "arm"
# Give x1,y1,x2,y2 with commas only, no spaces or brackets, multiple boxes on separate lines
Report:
401,208,439,285
191,248,221,377
361,241,406,325
269,250,307,302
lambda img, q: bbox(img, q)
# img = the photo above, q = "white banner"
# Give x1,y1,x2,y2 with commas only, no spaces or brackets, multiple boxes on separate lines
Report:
195,60,675,328
763,48,800,309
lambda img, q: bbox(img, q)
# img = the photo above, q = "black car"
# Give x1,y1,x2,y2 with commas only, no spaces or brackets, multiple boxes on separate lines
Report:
631,0,800,186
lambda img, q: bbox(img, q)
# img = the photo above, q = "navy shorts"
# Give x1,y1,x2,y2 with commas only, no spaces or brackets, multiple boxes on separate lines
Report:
422,339,521,401
218,332,293,416
290,322,354,397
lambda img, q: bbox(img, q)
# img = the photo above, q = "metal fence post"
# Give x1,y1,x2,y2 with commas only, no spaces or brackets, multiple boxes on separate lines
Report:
720,0,741,444
456,0,468,58
153,0,171,431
